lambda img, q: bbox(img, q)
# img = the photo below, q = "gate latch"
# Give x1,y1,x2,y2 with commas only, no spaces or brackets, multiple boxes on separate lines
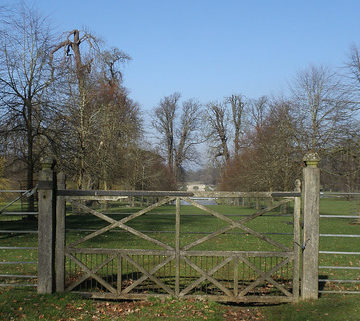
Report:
294,238,310,252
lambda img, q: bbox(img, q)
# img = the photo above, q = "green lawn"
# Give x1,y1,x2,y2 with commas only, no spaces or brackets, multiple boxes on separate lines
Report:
1,287,359,320
0,197,359,320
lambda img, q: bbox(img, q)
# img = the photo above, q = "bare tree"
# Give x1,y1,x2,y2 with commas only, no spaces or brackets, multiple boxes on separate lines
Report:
205,94,247,163
248,96,268,131
226,95,246,157
50,29,101,188
50,30,135,189
205,101,231,163
219,99,300,192
152,93,180,175
290,65,353,152
152,93,203,183
174,99,203,181
346,44,360,98
0,4,55,211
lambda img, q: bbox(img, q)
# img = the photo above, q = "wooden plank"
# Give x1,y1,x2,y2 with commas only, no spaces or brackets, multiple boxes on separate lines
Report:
72,291,295,303
182,226,234,251
182,197,289,251
192,191,272,198
60,189,298,198
181,197,235,225
69,221,174,250
192,191,300,198
68,223,119,247
233,257,239,296
68,198,175,250
121,254,175,295
55,173,66,292
65,196,128,201
180,256,233,297
65,247,293,258
239,198,292,224
59,190,193,197
66,248,174,256
175,198,180,296
238,256,291,297
65,253,117,294
71,201,117,224
183,251,293,257
116,223,174,250
120,197,176,224
37,162,55,294
182,294,295,303
302,155,320,300
117,255,122,294
293,180,301,301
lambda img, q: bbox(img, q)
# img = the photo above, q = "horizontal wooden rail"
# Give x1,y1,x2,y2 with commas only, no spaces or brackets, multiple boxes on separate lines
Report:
58,190,194,197
56,189,300,198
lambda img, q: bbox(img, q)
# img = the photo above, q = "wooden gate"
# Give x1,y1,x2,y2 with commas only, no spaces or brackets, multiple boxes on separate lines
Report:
55,187,301,303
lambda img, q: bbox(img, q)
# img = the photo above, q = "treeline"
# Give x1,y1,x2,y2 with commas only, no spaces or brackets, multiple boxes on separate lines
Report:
150,66,360,193
0,4,175,197
212,63,360,191
1,4,360,195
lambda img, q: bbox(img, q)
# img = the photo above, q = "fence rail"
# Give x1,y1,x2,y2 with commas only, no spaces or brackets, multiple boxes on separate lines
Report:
0,188,38,288
319,192,360,295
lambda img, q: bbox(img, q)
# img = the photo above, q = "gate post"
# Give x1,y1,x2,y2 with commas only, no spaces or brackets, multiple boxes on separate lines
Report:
301,152,320,300
55,172,66,292
37,157,56,294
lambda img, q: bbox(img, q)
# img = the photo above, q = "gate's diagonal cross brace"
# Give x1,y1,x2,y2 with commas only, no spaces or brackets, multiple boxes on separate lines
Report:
71,201,117,224
182,226,234,251
181,197,289,251
65,253,117,293
180,256,233,297
119,197,176,225
0,186,37,214
238,256,292,297
239,198,292,224
68,198,176,250
121,254,175,296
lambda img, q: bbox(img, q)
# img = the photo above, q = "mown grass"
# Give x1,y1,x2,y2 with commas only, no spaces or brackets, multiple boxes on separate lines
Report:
263,294,360,321
1,287,359,320
0,197,359,320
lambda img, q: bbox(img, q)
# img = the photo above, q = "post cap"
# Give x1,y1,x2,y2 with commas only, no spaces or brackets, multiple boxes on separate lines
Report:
303,152,320,168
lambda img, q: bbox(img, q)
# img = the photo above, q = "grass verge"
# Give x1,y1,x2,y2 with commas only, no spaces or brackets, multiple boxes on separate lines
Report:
1,288,359,321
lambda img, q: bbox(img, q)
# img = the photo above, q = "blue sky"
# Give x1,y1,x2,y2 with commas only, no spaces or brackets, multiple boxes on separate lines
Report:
25,0,360,112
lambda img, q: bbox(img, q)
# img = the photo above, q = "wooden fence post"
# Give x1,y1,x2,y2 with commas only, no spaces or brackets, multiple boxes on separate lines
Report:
301,152,320,300
55,172,66,292
37,157,56,294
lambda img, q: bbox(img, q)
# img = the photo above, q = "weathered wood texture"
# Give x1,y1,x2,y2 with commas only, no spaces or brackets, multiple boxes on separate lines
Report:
301,153,320,300
58,189,300,303
55,172,66,292
57,189,300,198
293,179,301,301
37,158,56,294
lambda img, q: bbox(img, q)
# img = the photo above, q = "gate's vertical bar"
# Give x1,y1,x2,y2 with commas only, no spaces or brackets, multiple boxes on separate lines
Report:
293,179,301,301
117,255,122,294
233,257,239,296
175,197,180,297
55,172,66,292
38,157,56,294
301,152,320,300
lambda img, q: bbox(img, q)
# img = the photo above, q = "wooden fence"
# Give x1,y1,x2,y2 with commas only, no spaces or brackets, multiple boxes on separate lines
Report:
36,153,321,301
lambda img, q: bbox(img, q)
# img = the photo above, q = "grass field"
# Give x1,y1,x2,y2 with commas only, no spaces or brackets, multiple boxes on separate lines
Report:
0,196,359,320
